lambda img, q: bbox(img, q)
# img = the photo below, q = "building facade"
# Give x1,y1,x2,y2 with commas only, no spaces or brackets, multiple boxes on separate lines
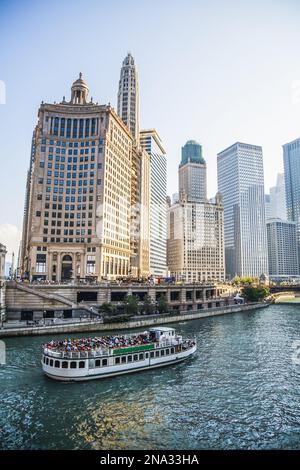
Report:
116,53,151,278
179,140,207,201
265,194,272,221
267,218,299,276
167,192,225,282
217,142,268,278
140,129,167,276
130,145,150,277
265,173,287,221
20,74,135,282
117,53,140,142
0,243,7,323
283,137,300,264
5,281,234,321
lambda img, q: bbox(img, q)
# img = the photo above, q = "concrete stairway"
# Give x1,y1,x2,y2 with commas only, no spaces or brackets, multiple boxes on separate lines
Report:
14,282,76,308
13,282,103,320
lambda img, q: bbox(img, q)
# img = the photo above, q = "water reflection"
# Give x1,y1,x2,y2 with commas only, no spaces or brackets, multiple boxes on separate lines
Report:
1,304,300,449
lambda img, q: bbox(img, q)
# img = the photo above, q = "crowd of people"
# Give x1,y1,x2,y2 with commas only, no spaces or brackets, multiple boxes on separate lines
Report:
42,332,156,353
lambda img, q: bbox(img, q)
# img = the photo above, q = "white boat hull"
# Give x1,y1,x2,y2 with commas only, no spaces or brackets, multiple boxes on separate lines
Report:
42,344,196,382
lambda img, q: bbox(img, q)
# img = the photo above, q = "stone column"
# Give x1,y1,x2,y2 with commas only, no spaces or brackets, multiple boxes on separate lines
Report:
57,252,62,283
72,255,76,283
47,252,53,281
181,288,186,310
80,253,85,280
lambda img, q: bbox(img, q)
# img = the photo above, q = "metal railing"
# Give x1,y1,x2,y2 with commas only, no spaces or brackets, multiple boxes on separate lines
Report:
43,348,110,359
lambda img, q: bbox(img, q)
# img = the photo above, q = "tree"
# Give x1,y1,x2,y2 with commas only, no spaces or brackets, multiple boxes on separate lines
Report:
232,276,241,285
232,276,258,286
157,295,169,314
243,285,269,302
123,295,139,316
99,302,116,317
142,295,155,315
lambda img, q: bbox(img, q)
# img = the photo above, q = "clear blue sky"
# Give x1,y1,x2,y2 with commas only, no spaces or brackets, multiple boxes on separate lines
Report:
1,0,300,256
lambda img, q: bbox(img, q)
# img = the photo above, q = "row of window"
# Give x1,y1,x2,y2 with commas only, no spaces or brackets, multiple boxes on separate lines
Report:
41,147,96,155
49,117,99,138
41,139,100,147
42,195,93,203
44,160,95,169
43,179,99,187
43,187,95,195
41,237,92,244
42,220,93,229
43,347,177,369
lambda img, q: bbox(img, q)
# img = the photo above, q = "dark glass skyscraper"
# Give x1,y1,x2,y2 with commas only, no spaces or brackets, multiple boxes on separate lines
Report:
180,140,205,165
179,140,207,201
283,137,300,265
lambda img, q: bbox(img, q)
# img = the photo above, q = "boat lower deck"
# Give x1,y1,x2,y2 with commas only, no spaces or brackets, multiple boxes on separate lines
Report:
42,344,197,381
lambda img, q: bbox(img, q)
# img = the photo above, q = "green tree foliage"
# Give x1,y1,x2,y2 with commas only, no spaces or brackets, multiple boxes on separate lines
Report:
157,295,169,314
99,302,116,317
123,294,139,316
232,276,259,285
142,295,155,315
243,285,269,302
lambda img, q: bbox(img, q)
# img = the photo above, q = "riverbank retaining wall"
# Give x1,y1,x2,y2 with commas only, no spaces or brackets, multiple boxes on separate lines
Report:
0,302,269,338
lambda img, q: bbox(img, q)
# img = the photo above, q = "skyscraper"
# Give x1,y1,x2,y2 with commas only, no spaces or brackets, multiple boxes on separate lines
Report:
265,194,272,221
140,129,167,276
266,219,299,276
116,53,150,278
179,140,207,201
20,74,134,281
167,192,225,283
283,137,300,263
117,53,140,142
167,141,225,283
265,173,287,221
217,142,268,278
129,145,150,278
0,243,6,324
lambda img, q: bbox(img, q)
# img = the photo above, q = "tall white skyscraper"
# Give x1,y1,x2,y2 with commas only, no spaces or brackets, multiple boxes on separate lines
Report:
217,142,268,278
179,140,207,201
117,53,140,141
140,129,167,276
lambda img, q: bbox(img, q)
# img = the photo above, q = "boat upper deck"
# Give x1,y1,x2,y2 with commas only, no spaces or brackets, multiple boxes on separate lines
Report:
42,328,182,359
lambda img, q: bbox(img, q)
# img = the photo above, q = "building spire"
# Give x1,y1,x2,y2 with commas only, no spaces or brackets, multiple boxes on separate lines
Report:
117,53,140,141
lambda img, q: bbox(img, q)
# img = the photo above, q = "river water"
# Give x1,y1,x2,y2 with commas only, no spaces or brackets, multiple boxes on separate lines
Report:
1,304,300,450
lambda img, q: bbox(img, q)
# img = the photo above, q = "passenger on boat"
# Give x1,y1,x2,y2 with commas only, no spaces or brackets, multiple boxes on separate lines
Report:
42,332,156,353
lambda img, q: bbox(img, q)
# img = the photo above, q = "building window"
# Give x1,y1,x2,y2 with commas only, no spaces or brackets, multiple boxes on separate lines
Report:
36,253,46,272
86,255,95,274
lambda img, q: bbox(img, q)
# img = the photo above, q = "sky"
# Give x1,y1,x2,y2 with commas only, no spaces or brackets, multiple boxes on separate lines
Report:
1,0,300,258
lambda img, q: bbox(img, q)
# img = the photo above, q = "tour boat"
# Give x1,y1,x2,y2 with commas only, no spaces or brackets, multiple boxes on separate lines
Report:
41,327,197,382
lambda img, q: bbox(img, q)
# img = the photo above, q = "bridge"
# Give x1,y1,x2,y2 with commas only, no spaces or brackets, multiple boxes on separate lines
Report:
269,285,300,294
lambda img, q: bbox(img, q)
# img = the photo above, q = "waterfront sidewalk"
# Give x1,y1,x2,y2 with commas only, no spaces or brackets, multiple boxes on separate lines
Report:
0,302,269,338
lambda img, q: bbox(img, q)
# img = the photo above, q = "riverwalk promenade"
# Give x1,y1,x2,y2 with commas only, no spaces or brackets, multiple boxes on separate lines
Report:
0,302,269,338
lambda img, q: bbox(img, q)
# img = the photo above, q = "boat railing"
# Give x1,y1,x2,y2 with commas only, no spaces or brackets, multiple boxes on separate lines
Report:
43,348,110,359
